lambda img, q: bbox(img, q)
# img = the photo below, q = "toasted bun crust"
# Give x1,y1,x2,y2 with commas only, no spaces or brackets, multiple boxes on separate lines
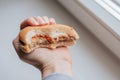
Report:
19,24,79,53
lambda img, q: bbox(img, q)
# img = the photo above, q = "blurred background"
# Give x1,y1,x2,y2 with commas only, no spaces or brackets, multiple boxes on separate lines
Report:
0,0,120,80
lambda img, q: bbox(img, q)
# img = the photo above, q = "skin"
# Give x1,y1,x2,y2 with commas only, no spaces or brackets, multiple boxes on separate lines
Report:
13,16,73,78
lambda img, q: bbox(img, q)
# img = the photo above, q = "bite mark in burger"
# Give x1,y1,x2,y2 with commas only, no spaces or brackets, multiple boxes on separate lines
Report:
19,24,79,53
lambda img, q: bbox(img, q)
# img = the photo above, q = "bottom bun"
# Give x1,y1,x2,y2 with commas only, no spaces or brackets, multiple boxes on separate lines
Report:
19,40,75,53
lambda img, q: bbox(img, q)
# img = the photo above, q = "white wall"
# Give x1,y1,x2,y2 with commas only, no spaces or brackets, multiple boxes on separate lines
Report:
0,0,120,80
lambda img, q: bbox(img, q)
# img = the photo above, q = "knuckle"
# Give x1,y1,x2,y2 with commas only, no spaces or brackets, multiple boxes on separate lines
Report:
26,17,33,22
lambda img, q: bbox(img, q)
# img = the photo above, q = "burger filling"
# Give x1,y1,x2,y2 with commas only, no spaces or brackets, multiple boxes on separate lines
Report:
19,34,76,49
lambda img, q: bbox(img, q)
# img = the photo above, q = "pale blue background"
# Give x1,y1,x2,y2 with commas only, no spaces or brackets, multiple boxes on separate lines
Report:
0,0,120,80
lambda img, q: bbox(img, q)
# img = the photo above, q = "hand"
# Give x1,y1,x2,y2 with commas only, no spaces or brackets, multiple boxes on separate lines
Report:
13,16,73,78
20,16,56,29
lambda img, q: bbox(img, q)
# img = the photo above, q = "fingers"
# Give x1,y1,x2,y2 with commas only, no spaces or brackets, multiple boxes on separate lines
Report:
34,16,46,25
20,16,56,30
49,18,56,24
41,16,49,25
34,16,56,25
20,17,38,30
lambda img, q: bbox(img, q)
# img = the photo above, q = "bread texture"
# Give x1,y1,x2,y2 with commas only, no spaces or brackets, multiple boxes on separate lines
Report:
19,24,79,53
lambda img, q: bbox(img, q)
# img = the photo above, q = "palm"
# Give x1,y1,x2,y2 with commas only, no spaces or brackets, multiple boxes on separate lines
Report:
19,47,72,67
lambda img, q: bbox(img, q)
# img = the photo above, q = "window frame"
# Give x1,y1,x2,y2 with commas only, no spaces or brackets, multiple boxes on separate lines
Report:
58,0,120,59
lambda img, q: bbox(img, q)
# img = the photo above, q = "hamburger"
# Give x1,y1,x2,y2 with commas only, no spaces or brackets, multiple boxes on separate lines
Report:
19,24,79,53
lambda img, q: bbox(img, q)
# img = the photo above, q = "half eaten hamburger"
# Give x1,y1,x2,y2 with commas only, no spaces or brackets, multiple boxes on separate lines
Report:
19,24,79,53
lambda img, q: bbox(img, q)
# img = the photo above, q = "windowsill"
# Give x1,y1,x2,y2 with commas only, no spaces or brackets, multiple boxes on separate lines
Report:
58,0,120,59
79,0,120,39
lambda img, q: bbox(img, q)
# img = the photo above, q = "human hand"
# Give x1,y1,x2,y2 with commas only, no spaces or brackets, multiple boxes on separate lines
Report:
13,16,72,78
